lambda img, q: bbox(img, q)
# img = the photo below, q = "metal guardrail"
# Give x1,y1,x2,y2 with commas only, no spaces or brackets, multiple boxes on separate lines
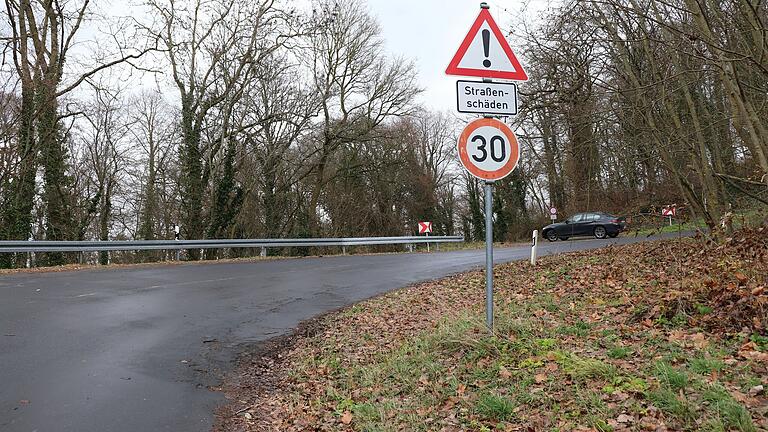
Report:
0,236,464,253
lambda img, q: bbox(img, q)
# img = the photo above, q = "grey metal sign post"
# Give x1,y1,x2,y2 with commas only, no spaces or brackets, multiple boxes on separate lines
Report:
484,181,494,329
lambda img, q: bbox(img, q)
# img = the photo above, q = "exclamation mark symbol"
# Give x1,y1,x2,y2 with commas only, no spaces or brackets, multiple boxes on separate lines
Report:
482,29,491,68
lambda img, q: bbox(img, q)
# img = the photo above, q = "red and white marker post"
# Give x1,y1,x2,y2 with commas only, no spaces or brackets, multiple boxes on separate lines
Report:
419,222,433,252
662,205,677,226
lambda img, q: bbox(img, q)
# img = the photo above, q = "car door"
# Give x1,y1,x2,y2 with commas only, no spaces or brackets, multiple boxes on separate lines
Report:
569,213,586,236
558,215,575,237
576,213,595,235
580,213,599,235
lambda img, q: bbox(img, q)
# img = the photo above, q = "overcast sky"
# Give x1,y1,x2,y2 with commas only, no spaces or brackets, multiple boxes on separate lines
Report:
63,0,554,114
366,0,552,112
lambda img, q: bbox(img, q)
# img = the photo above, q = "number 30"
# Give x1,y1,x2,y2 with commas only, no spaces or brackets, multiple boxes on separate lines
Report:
471,135,506,163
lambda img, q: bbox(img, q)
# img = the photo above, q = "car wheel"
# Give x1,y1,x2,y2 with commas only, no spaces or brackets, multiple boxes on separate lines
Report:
594,226,607,239
608,232,618,238
545,230,558,242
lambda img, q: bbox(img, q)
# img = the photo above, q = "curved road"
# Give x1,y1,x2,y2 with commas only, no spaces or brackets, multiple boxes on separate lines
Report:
0,233,682,431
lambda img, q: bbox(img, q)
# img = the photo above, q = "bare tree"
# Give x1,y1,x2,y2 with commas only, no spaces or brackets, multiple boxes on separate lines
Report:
127,90,177,243
239,59,318,239
76,83,133,263
145,0,292,258
2,0,154,265
303,0,420,235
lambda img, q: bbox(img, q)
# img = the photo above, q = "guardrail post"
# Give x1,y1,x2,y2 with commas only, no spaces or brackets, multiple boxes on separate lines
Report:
408,243,414,253
342,245,347,255
530,230,538,265
260,247,266,257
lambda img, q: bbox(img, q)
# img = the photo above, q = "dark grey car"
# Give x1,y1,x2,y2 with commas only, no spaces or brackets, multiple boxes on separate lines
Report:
542,212,626,241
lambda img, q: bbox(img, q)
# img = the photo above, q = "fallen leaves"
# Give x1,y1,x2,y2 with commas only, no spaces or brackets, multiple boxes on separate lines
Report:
739,341,768,363
545,362,559,373
668,331,709,350
339,411,352,425
735,272,749,285
498,365,512,379
216,228,768,431
418,374,430,386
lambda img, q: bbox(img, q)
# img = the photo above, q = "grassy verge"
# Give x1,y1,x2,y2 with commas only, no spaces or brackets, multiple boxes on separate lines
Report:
629,205,768,237
217,227,768,431
631,220,705,237
414,241,525,253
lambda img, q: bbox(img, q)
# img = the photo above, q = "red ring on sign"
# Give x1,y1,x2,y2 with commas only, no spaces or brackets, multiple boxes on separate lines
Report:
457,118,520,181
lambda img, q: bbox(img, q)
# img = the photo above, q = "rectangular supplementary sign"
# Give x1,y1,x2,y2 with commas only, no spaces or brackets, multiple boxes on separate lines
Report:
456,80,517,116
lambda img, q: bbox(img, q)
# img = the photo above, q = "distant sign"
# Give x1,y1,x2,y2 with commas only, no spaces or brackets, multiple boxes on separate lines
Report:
549,207,557,215
456,80,517,116
445,7,528,81
418,222,433,234
457,118,520,181
662,206,676,217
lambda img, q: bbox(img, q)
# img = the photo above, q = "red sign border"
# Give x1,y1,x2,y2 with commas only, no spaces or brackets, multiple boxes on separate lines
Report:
457,118,520,181
445,9,528,81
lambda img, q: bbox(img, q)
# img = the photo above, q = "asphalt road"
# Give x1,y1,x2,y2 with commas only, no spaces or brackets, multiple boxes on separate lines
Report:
0,233,685,432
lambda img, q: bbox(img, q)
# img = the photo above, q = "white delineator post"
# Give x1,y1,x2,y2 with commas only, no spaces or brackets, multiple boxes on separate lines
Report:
27,235,33,268
174,225,181,261
530,229,538,265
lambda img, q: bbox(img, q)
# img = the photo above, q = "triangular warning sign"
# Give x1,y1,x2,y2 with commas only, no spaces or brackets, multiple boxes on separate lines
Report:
445,8,528,81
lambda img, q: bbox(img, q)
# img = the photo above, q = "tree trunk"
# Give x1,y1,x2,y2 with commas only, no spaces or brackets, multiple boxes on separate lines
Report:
179,96,205,259
98,182,112,265
37,83,70,266
0,85,36,268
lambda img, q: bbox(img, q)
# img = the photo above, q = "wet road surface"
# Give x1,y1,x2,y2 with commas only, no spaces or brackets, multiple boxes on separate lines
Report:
0,233,685,431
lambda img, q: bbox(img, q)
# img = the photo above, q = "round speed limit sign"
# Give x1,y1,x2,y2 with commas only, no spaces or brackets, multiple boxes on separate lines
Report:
457,118,520,181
